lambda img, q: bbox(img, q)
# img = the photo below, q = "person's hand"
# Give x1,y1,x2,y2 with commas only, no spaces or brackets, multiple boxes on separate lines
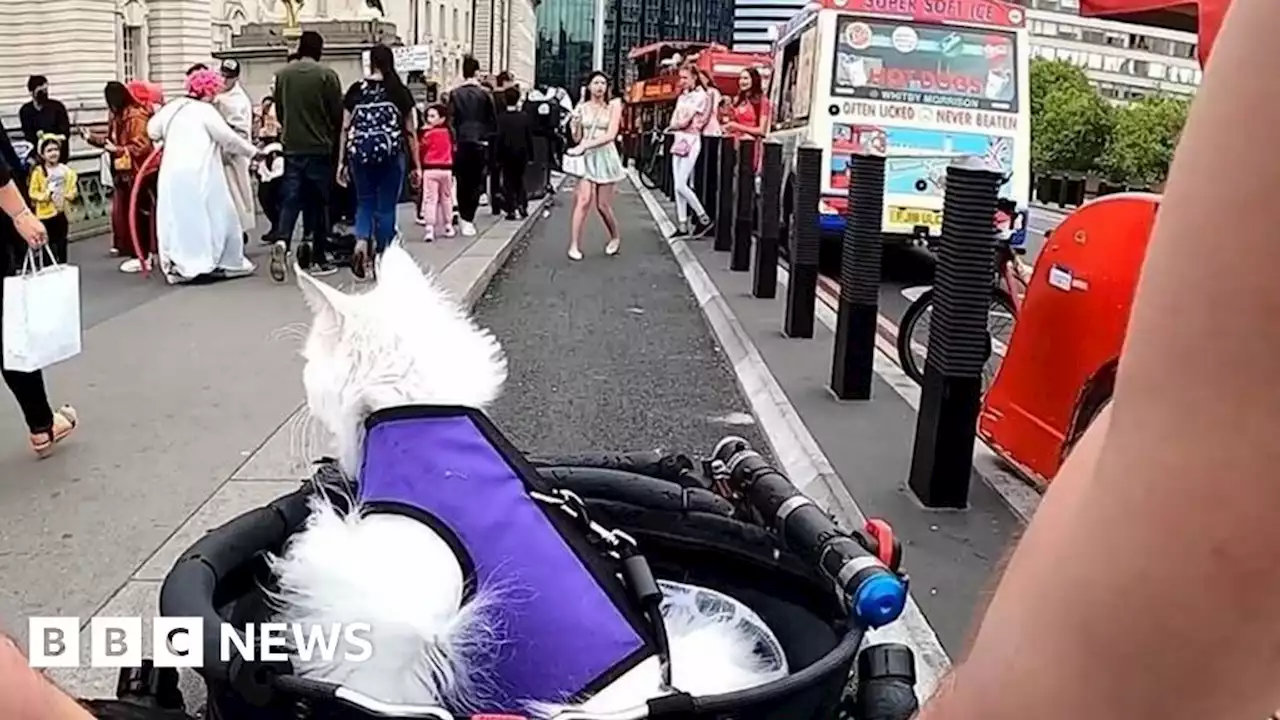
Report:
103,141,118,153
566,145,585,157
336,163,349,188
409,169,422,189
14,209,47,248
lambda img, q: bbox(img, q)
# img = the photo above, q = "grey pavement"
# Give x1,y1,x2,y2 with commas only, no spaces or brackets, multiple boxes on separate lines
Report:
472,181,768,459
0,201,528,698
635,179,1021,661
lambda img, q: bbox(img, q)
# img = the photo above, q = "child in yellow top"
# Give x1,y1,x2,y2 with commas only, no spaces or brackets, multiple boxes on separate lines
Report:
28,133,77,264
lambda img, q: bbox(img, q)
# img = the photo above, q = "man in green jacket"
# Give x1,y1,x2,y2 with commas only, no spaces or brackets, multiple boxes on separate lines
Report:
270,30,344,282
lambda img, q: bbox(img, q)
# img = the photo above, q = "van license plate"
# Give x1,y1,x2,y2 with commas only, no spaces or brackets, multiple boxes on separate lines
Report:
889,207,942,228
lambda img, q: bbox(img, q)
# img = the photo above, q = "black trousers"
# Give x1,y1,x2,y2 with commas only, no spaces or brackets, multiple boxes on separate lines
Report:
487,143,503,210
500,157,528,214
276,153,332,258
0,228,54,433
454,142,487,222
257,179,281,240
41,213,68,264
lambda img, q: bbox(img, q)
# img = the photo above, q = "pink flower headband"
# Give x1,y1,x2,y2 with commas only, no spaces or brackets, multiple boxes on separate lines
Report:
185,69,225,101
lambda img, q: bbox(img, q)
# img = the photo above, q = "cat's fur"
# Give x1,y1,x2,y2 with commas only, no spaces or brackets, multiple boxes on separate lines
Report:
268,245,784,717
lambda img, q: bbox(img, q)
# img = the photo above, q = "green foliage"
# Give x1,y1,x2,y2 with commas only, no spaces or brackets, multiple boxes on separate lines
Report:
1029,58,1114,175
1098,95,1190,187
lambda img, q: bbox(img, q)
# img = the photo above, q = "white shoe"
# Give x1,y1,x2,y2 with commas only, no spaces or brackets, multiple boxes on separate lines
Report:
424,226,435,242
479,193,489,207
443,225,457,238
460,221,477,237
119,258,145,274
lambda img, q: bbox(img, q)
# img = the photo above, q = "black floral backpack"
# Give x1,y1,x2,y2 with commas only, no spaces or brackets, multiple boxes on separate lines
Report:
347,80,402,167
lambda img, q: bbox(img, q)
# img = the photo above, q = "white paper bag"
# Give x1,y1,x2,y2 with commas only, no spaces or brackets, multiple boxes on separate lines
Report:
3,248,82,372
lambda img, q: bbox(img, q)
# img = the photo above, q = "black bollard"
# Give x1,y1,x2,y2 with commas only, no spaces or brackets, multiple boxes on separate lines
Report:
694,135,712,204
731,139,756,271
715,140,736,250
784,142,822,339
907,158,1004,509
753,141,782,298
831,152,887,400
662,134,675,199
703,136,721,228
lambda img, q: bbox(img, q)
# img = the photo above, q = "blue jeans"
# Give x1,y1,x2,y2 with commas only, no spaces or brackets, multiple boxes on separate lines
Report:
276,153,332,258
352,153,406,254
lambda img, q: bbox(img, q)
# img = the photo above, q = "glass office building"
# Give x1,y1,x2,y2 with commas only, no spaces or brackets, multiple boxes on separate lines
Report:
536,0,734,93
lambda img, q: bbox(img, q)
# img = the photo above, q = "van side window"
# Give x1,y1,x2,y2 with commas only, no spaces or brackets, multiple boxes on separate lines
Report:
773,26,815,130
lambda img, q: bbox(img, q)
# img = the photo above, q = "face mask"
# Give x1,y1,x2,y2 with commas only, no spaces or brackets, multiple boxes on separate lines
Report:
34,89,48,102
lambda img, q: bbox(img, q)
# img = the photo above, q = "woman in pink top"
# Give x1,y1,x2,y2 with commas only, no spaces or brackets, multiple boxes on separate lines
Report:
723,67,771,171
665,64,712,236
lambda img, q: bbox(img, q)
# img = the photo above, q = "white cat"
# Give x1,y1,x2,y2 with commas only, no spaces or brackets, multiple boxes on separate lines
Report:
267,246,785,717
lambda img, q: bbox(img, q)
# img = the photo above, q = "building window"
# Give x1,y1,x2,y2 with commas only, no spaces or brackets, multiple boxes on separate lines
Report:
464,11,470,41
425,0,432,33
452,8,459,39
122,24,144,80
439,6,446,38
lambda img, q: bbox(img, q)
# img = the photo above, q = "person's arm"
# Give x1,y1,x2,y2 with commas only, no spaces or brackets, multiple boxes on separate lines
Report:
18,106,37,148
54,102,71,137
325,71,345,144
0,633,95,719
569,106,583,143
274,73,287,131
919,3,1280,720
119,111,153,167
336,84,357,181
204,107,258,159
146,105,168,142
64,168,78,202
27,167,49,203
403,105,421,177
577,99,622,150
0,153,46,247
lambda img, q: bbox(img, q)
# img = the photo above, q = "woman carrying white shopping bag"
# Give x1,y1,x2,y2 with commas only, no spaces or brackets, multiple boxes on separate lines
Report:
0,131,78,458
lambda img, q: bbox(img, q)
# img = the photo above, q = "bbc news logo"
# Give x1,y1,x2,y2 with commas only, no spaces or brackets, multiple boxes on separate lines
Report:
27,617,373,668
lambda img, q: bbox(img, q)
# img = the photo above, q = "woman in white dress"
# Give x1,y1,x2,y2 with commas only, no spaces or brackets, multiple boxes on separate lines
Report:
147,69,259,284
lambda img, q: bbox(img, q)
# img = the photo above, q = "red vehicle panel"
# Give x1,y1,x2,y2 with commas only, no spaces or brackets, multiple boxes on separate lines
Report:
979,194,1159,485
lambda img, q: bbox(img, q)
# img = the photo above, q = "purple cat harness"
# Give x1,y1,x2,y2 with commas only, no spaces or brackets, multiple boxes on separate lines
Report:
357,406,654,709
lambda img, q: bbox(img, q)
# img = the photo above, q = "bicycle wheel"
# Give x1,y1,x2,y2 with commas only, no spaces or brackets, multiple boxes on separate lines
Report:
896,289,934,386
896,289,1019,393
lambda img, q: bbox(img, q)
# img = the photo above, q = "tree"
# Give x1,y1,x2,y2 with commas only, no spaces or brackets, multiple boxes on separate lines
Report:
1029,58,1114,175
1099,95,1190,187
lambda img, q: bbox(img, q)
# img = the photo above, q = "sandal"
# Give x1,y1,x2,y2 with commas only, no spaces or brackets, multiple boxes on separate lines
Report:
30,405,78,459
605,238,621,256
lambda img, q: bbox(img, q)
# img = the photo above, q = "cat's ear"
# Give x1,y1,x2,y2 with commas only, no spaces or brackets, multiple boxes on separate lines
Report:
296,268,350,330
376,244,433,293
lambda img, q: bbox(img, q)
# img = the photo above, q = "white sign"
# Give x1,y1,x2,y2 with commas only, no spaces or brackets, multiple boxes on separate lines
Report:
28,617,375,668
362,44,432,74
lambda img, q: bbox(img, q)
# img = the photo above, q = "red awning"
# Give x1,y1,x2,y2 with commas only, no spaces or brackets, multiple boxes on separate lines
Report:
1079,0,1229,66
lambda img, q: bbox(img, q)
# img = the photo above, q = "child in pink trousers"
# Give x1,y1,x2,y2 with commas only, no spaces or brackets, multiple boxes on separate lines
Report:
417,103,455,241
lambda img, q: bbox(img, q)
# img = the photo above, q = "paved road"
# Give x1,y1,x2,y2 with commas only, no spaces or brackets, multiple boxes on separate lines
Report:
472,182,767,462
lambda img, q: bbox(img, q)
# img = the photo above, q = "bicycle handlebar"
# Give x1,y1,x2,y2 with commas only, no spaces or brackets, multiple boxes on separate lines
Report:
711,437,909,629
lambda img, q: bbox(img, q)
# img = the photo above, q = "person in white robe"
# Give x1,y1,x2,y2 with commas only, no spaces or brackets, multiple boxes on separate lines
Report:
147,69,259,284
213,59,256,237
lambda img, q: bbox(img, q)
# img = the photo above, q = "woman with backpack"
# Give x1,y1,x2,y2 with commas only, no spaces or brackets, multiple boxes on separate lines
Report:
336,44,421,280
